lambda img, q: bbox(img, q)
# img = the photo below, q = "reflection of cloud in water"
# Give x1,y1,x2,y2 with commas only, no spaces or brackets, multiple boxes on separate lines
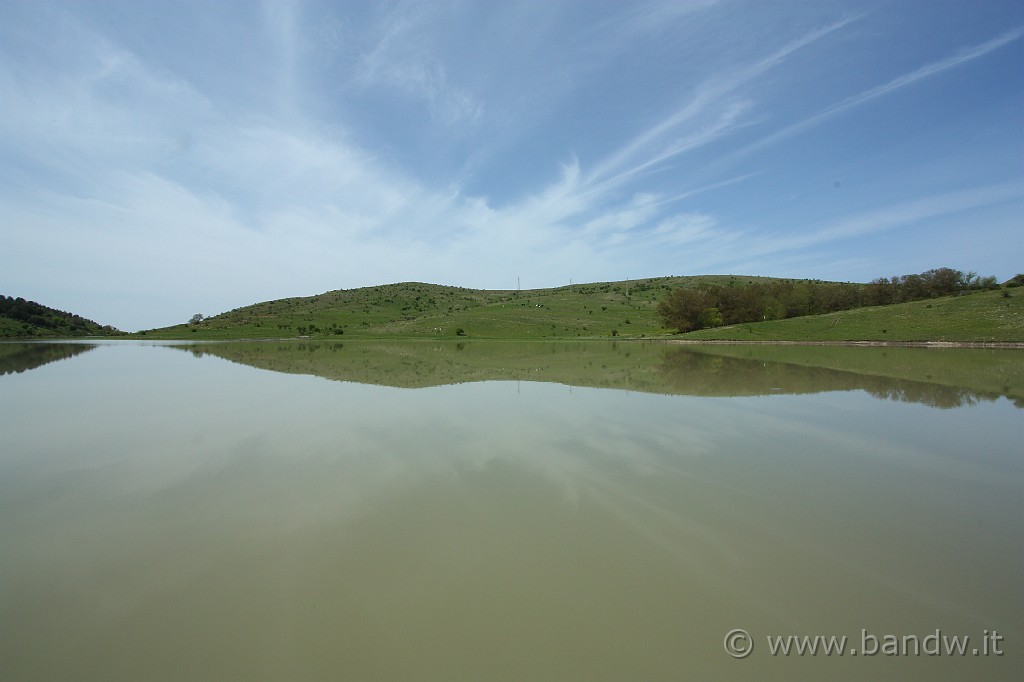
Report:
3,345,1021,679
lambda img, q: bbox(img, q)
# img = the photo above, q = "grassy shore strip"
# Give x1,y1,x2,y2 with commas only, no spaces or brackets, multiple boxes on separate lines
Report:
676,289,1023,343
668,340,1024,348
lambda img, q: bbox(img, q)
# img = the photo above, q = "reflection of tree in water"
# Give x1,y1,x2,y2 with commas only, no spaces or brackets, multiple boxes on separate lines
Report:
658,347,1002,409
864,384,992,409
657,349,824,396
0,343,96,376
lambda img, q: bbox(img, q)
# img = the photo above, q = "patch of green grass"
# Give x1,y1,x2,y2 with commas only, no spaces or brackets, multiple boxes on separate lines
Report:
0,317,31,337
679,290,1023,343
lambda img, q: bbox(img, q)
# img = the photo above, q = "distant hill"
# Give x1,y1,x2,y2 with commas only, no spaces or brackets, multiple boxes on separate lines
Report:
137,274,1023,343
138,275,790,340
0,296,120,338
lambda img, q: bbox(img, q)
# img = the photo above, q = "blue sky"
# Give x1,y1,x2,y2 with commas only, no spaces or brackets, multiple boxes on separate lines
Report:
1,0,1021,331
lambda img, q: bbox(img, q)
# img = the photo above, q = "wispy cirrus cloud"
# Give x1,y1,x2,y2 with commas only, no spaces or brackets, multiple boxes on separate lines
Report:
584,14,864,190
463,16,866,260
774,182,1024,251
260,0,303,117
353,4,483,125
673,182,1024,275
730,25,1024,160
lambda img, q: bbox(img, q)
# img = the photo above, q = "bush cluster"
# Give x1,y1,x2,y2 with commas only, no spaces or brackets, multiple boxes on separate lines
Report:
657,268,999,333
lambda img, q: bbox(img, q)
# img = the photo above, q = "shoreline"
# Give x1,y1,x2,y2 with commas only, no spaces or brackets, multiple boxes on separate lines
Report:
5,336,1024,348
663,339,1024,349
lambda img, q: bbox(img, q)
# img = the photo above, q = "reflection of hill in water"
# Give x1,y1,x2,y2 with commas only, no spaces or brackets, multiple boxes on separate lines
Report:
656,349,1007,409
177,341,1022,409
0,343,96,376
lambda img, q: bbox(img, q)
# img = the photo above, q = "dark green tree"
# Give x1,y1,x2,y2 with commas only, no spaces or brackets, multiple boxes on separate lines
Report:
657,285,719,332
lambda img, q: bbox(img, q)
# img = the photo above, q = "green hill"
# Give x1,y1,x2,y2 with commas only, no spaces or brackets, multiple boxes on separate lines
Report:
139,275,773,340
0,295,120,338
137,276,1023,343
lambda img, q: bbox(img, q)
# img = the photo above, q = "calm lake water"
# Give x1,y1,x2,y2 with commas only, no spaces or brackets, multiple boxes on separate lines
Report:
1,340,1021,680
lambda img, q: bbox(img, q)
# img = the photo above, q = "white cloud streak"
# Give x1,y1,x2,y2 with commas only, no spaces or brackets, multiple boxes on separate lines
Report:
353,4,484,125
585,15,863,189
775,183,1024,250
672,183,1024,274
733,26,1024,159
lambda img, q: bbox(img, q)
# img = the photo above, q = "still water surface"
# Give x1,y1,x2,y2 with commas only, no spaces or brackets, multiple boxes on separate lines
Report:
1,341,1021,680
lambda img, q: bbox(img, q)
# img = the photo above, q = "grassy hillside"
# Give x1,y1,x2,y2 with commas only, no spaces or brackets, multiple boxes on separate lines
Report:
678,289,1023,343
0,295,120,338
138,276,1023,343
139,275,772,340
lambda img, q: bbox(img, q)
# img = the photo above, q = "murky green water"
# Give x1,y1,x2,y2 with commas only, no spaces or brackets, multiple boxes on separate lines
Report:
1,341,1021,680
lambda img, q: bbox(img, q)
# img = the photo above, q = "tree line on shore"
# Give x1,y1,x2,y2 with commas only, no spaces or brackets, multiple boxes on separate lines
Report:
657,268,1012,333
